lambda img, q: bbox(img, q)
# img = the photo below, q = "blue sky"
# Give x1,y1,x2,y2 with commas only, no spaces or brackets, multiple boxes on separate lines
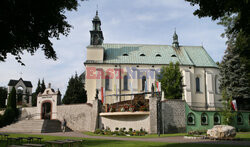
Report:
0,0,227,96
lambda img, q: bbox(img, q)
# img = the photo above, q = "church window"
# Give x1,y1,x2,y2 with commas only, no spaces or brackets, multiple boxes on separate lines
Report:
187,113,195,125
156,54,161,57
214,113,221,125
201,113,208,125
123,53,128,56
124,75,128,90
215,75,220,94
105,75,111,90
142,76,146,91
140,53,145,56
237,113,243,125
196,77,200,92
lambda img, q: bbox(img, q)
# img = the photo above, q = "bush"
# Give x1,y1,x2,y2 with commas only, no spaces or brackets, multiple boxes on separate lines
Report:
1,107,16,127
94,129,102,134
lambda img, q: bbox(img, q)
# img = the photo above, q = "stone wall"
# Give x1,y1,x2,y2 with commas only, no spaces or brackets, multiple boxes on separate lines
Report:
20,107,39,120
57,103,95,132
100,114,150,132
161,99,186,133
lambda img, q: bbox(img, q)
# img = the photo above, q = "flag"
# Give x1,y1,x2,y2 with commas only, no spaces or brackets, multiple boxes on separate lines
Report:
144,80,147,92
158,82,161,92
231,100,237,111
130,81,134,99
101,87,104,104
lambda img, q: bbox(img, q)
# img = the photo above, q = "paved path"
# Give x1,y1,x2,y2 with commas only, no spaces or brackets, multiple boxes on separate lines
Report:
25,131,250,146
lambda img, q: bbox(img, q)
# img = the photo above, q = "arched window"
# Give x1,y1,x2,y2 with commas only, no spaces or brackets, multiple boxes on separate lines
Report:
171,54,177,57
123,53,128,56
215,75,220,94
187,113,195,125
105,75,110,90
237,113,243,125
140,53,145,56
214,113,221,125
142,76,146,91
123,75,128,90
196,77,200,92
201,113,208,125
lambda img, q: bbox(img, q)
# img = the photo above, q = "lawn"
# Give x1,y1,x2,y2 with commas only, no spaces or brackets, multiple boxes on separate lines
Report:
0,133,248,147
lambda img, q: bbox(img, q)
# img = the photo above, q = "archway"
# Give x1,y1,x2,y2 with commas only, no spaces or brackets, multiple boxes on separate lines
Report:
17,86,24,105
41,101,52,120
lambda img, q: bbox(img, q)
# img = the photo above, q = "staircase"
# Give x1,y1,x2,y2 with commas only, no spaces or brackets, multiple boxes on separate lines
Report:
0,119,63,133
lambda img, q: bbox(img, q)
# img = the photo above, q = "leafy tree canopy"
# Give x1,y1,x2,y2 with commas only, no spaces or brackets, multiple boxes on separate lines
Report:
185,0,250,34
158,62,183,99
0,0,84,65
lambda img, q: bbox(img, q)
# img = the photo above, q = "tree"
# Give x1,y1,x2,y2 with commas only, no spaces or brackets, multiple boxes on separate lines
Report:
32,79,46,106
185,0,250,35
41,79,46,94
62,73,87,104
221,89,235,125
0,87,7,108
7,87,17,110
0,0,84,64
158,62,183,99
220,46,250,109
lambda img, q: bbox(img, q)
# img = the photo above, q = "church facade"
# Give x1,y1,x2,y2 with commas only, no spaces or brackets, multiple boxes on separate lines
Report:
84,12,222,109
8,78,33,106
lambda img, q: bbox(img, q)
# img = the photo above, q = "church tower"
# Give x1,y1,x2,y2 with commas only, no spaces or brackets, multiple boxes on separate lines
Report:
86,11,104,61
172,30,179,48
90,11,104,45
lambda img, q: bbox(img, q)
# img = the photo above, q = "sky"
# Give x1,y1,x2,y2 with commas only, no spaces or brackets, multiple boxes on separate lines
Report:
0,0,227,96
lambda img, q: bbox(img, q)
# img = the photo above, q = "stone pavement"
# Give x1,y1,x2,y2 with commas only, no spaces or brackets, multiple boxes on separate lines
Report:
27,131,250,146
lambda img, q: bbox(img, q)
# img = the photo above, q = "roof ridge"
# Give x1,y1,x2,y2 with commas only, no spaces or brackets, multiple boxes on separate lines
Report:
103,43,203,47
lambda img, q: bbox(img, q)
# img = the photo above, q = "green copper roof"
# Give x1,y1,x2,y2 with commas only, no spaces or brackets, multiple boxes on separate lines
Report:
86,43,218,68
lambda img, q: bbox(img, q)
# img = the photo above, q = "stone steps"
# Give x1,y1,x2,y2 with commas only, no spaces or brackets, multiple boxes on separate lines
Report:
0,119,63,133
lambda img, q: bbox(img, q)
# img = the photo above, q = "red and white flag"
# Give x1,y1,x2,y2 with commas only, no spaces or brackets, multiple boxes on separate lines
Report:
231,100,237,111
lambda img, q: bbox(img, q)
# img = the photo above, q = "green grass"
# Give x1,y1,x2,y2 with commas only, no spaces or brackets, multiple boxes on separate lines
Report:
236,132,250,141
83,131,187,138
0,133,248,147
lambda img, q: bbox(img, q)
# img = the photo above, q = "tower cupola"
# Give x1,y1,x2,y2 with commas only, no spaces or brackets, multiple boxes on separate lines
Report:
172,29,179,48
90,11,104,45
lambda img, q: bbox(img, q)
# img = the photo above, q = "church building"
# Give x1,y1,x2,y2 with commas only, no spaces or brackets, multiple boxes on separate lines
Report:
85,11,221,109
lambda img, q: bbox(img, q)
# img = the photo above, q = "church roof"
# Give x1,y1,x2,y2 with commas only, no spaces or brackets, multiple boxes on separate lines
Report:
8,78,33,87
85,43,218,68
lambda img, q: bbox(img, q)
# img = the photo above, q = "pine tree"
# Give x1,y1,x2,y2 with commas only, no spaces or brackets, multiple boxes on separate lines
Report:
41,79,46,93
158,62,183,99
221,89,235,125
220,46,250,109
7,87,17,110
62,73,87,104
0,87,7,108
35,79,41,94
32,79,42,106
